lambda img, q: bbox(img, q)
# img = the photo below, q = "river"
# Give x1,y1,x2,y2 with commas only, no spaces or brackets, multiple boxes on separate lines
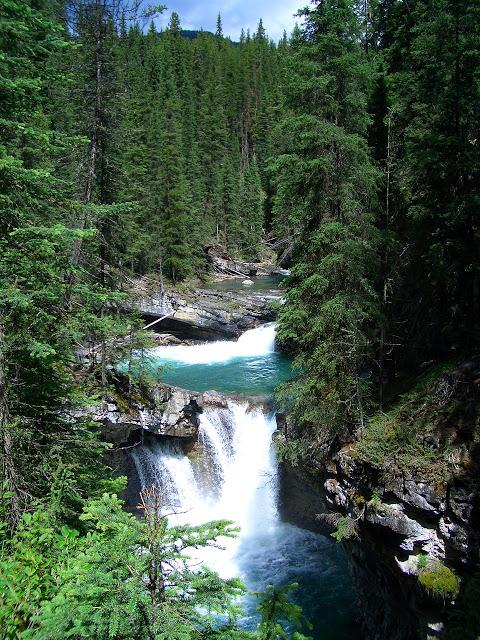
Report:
129,316,356,639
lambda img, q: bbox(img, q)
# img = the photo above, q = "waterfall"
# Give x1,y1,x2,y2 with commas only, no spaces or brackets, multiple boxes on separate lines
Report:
129,322,355,636
131,400,278,579
151,322,276,364
131,438,200,509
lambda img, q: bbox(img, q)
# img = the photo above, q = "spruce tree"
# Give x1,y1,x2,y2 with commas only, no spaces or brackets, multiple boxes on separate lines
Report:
272,0,381,452
153,98,192,284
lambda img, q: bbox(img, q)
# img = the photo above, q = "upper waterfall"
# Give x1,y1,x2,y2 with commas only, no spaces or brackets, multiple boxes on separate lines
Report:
152,322,276,365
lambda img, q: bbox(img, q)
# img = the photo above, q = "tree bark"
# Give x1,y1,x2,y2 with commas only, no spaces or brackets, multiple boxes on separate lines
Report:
71,0,104,266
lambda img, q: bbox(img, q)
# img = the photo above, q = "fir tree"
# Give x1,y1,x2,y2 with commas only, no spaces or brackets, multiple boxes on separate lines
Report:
272,0,381,453
216,12,223,39
154,100,192,284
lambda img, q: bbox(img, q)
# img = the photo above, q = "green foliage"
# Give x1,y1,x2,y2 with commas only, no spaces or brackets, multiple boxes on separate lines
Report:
388,0,480,354
367,489,383,511
417,553,429,570
272,0,480,482
272,0,381,456
330,516,358,543
418,561,460,600
0,0,154,530
3,0,479,637
255,583,312,640
0,504,81,638
0,489,239,639
61,8,284,279
0,487,311,640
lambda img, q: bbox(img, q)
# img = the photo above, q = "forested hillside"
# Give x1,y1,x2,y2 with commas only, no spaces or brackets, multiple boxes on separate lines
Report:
55,6,285,282
274,0,480,458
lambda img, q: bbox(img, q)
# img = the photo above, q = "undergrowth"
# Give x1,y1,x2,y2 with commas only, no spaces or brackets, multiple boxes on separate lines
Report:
355,361,462,484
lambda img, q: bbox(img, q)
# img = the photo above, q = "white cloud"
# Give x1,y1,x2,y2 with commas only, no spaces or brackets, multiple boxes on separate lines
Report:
153,0,306,41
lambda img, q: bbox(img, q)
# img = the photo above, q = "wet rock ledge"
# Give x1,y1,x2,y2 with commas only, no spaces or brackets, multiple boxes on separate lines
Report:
87,384,228,445
126,281,277,340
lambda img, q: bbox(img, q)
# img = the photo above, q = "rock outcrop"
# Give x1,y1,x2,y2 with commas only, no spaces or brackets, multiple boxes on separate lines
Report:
128,281,278,339
278,360,480,640
324,447,476,638
86,384,229,445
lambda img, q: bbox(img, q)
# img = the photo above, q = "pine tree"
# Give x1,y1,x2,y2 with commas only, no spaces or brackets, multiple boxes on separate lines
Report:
272,0,381,453
255,583,312,640
216,12,223,39
0,0,123,522
1,486,311,639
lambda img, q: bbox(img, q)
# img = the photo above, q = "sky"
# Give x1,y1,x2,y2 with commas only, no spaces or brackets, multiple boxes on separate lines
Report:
151,0,305,42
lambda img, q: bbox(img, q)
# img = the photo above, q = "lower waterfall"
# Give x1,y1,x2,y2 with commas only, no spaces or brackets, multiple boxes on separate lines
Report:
132,401,278,579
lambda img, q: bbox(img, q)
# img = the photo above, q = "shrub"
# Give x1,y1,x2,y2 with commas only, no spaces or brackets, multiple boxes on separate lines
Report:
354,362,459,484
331,516,358,542
417,553,428,570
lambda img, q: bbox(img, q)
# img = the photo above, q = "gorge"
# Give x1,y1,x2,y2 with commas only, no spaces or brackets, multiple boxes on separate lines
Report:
93,275,478,640
120,313,356,639
3,2,479,638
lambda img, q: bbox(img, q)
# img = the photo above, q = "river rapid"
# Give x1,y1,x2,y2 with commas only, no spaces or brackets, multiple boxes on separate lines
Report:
129,317,356,639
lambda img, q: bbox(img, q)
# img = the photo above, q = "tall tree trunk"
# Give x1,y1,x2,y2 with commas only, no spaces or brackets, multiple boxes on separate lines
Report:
71,0,104,266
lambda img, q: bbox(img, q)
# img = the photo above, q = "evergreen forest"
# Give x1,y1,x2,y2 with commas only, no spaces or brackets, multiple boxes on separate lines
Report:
0,0,479,639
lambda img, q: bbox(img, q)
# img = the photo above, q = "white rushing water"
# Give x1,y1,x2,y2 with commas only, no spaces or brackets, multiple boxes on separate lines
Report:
131,324,279,577
131,401,278,578
150,322,276,364
130,323,356,638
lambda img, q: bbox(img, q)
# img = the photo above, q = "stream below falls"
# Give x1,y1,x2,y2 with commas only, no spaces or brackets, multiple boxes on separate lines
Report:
129,322,357,639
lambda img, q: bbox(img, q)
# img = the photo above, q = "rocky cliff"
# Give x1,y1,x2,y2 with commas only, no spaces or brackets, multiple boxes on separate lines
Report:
87,383,229,445
126,277,278,340
284,360,480,639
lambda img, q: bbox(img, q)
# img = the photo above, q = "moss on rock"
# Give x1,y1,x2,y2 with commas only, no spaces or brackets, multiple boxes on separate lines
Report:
418,561,459,599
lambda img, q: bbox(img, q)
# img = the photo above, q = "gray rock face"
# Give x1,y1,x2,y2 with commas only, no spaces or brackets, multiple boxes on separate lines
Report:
448,486,475,523
400,480,446,514
317,448,476,640
323,446,475,563
129,283,277,340
366,502,445,557
85,384,229,443
279,359,480,639
205,244,270,277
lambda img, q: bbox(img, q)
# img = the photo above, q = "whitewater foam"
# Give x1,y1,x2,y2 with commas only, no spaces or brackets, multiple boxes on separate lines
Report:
131,401,278,579
151,322,276,364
